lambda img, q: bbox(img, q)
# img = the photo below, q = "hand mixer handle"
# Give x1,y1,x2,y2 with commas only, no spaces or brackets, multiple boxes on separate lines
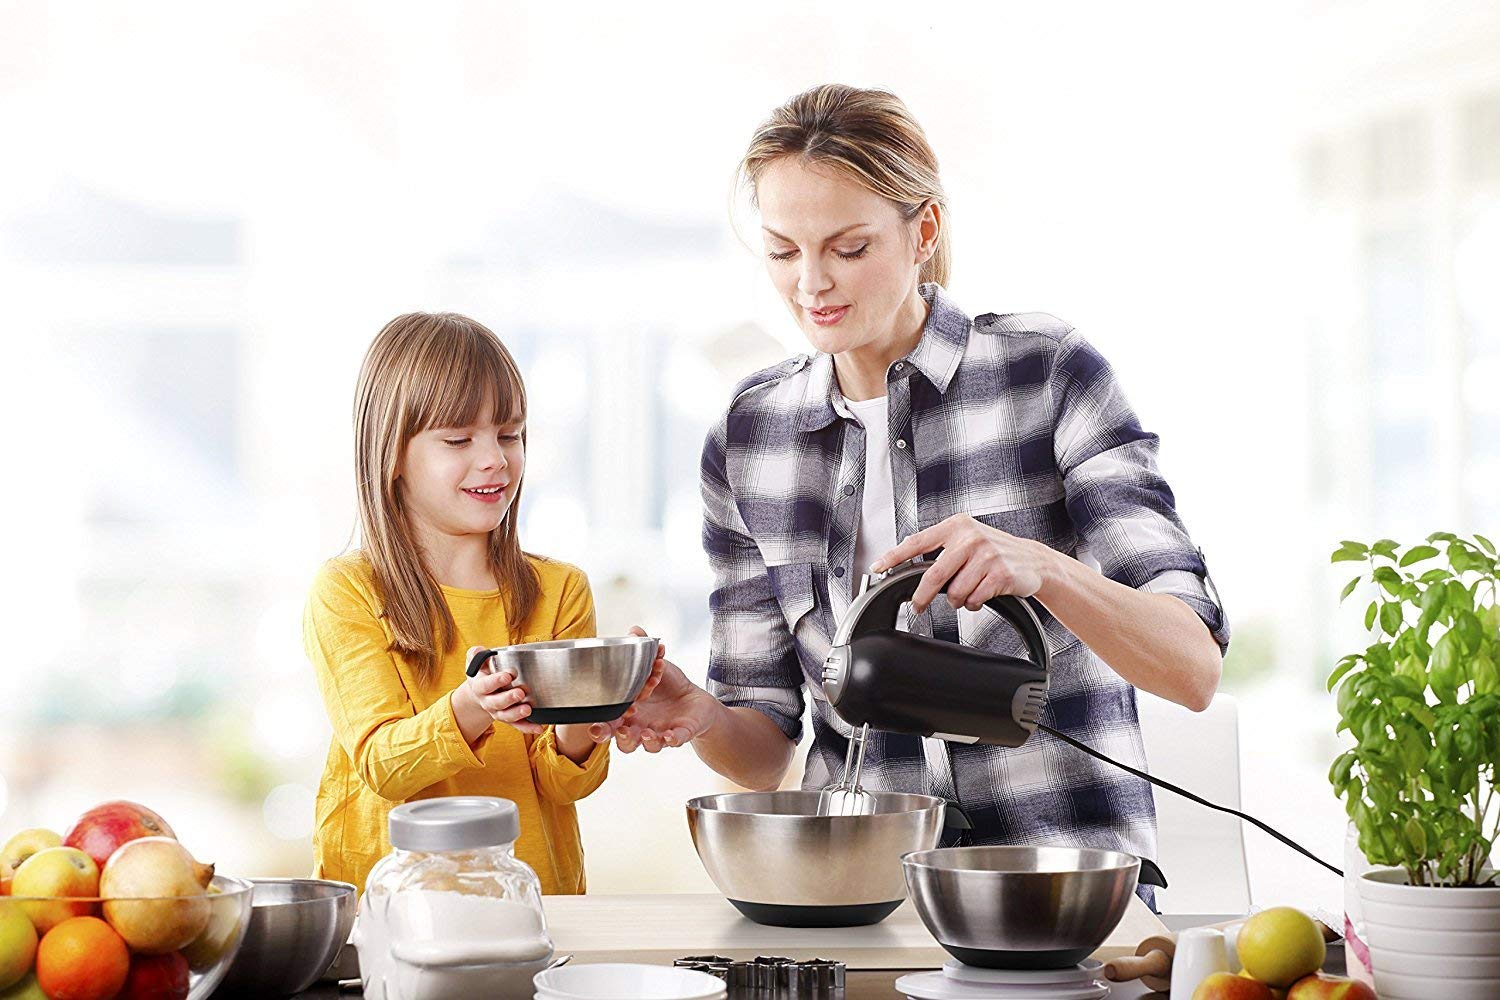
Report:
841,558,1051,674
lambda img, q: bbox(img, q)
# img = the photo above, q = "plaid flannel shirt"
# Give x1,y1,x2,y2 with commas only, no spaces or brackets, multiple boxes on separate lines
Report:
701,283,1230,877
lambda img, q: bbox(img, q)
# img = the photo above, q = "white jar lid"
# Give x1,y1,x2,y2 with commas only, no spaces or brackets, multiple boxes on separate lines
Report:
388,796,520,850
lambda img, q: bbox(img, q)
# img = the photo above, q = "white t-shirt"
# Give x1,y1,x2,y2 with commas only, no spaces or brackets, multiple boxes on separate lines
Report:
845,395,956,790
846,395,897,576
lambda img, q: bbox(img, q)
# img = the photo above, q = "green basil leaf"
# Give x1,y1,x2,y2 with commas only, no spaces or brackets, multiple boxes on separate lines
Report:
1476,533,1496,556
1418,584,1446,635
1446,580,1474,614
1449,543,1477,575
1474,654,1498,695
1381,602,1404,635
1366,601,1378,631
1431,631,1461,704
1372,539,1400,560
1328,657,1360,692
1341,576,1362,601
1399,545,1440,567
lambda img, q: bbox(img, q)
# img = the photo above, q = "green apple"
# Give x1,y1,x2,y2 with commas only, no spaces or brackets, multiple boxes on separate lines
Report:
0,901,38,991
0,973,47,1000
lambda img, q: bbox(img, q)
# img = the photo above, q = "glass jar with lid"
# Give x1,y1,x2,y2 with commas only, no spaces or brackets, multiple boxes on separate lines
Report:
353,796,554,1000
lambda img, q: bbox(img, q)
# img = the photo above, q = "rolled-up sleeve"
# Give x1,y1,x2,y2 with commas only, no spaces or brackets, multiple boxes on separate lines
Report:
700,417,806,741
1049,330,1230,653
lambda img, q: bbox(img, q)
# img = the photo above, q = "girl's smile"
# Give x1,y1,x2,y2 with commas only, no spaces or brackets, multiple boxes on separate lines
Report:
462,481,510,504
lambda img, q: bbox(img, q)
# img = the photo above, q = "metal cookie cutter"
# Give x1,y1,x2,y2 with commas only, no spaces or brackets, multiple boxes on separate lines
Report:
676,955,846,997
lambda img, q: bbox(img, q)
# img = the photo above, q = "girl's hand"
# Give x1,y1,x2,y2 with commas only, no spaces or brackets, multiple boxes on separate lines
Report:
871,514,1055,614
462,645,544,735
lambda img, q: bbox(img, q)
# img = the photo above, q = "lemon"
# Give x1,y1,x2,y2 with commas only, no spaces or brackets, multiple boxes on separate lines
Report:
1235,906,1325,988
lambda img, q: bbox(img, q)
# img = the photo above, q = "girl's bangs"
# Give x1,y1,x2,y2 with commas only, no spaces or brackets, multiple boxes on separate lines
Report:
412,325,527,434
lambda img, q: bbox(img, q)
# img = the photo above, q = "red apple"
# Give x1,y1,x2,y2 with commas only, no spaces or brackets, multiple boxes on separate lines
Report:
63,802,175,873
117,951,189,1000
1192,972,1277,1000
1287,972,1377,1000
99,838,213,955
10,848,99,934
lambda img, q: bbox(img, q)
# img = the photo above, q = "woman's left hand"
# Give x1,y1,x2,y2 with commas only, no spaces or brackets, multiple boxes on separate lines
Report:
871,514,1057,614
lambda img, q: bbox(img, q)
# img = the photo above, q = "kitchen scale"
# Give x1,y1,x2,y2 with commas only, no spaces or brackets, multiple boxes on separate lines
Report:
896,958,1109,999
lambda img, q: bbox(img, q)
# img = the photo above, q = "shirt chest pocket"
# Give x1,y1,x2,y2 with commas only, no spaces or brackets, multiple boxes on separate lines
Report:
765,561,817,635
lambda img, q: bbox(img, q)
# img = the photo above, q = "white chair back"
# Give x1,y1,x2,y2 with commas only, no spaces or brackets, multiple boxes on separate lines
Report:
1136,691,1252,913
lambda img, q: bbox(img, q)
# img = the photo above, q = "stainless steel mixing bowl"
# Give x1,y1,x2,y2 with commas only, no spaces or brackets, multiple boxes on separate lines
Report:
686,789,944,927
903,845,1141,969
475,636,658,724
210,877,357,998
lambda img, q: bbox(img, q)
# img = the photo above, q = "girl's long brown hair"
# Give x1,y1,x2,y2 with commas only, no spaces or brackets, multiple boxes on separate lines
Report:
739,84,951,288
353,312,540,683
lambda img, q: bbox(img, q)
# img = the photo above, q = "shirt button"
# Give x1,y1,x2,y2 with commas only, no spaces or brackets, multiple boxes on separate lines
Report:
843,484,855,496
895,439,908,449
834,567,845,578
894,361,905,371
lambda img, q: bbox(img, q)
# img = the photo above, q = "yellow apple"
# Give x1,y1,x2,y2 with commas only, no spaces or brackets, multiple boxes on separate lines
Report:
1237,907,1326,988
0,833,62,885
10,848,100,934
0,902,38,992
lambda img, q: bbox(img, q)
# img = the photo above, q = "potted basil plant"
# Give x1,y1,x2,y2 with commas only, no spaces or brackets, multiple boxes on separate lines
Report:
1328,533,1499,999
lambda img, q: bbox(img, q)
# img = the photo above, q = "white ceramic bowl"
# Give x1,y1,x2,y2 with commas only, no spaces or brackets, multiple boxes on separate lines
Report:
533,963,726,1000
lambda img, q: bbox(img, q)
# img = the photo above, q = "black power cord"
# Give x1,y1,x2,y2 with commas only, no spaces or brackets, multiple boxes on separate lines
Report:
1037,722,1345,879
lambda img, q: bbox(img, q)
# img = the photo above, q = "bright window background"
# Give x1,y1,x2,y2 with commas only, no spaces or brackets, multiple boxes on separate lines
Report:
1,1,1497,915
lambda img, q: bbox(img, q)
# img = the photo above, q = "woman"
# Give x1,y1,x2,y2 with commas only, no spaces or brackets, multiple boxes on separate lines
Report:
619,85,1228,898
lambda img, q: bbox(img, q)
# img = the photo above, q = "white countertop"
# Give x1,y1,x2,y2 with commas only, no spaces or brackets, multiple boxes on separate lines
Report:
541,892,1169,970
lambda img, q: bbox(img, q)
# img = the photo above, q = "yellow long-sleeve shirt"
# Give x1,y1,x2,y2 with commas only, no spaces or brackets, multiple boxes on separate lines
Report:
302,552,610,894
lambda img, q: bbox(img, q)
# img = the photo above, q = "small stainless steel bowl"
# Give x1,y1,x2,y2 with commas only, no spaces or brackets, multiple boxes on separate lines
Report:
473,636,658,724
686,789,944,927
903,845,1140,969
210,877,357,998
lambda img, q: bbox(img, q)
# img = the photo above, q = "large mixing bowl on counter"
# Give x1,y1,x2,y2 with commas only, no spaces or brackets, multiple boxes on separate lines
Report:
903,845,1142,969
686,790,944,927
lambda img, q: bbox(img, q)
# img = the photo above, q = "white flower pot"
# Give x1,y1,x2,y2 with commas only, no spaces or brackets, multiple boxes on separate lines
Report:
1357,867,1500,1000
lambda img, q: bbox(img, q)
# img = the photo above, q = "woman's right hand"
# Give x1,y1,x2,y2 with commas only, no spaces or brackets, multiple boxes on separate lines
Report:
458,646,544,736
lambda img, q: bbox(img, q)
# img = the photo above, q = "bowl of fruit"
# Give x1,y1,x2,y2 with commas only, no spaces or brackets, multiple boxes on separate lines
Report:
0,801,253,1000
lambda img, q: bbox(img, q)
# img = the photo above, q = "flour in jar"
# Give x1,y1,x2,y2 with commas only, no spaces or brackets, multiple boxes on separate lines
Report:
356,888,553,1000
387,888,552,965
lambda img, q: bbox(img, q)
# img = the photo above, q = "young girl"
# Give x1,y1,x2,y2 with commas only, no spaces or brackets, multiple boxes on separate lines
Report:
303,311,654,894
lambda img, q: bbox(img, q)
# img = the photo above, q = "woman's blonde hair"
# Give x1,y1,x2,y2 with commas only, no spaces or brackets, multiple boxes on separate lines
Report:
739,84,950,287
353,312,540,682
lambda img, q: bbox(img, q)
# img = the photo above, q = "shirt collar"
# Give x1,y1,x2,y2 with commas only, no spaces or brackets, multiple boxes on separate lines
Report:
794,282,970,432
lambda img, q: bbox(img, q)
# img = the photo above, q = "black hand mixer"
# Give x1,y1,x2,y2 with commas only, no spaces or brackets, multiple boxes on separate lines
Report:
817,557,1343,877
